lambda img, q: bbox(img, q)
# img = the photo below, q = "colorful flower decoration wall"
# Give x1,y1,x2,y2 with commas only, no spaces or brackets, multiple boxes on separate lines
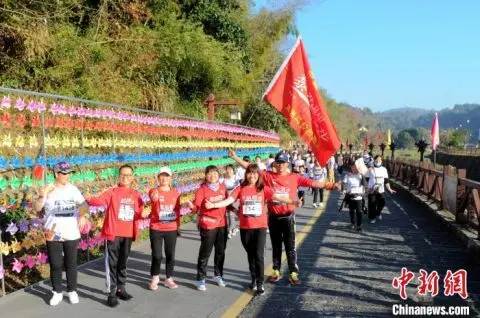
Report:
0,94,280,294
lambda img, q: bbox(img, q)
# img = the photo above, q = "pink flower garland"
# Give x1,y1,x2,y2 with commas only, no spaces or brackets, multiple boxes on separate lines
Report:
1,95,280,140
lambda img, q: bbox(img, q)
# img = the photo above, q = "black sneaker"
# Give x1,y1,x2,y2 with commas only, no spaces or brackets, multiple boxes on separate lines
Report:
107,296,119,308
255,285,265,296
356,226,362,232
116,289,133,301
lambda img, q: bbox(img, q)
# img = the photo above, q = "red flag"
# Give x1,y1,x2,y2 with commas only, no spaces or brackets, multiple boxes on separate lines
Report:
364,136,368,148
431,112,439,150
263,37,340,166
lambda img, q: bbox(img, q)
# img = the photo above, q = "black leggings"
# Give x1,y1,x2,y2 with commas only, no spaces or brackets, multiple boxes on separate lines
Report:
47,239,79,292
150,229,178,278
348,199,362,226
312,188,324,203
240,228,267,287
197,227,227,281
368,193,386,219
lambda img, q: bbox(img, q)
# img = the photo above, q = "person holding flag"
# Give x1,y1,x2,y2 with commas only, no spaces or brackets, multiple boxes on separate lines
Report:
229,149,329,285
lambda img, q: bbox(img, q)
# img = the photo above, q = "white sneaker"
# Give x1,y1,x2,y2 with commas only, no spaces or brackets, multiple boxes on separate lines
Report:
232,228,239,236
197,280,207,291
214,276,227,287
378,215,383,221
68,291,79,304
319,203,324,208
49,291,63,306
370,219,376,224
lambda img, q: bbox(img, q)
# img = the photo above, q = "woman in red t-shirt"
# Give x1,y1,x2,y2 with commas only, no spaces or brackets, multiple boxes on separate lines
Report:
186,165,229,292
205,164,298,295
147,167,181,290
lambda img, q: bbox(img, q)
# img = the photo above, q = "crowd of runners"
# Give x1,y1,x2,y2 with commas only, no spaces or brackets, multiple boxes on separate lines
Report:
35,146,394,308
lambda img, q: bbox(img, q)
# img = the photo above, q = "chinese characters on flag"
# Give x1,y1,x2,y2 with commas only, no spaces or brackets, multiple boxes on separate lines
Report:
263,37,340,166
392,268,468,300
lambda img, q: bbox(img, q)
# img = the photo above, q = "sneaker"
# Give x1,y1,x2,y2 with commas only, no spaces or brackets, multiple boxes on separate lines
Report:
116,288,133,301
289,272,301,285
49,291,63,306
351,224,356,230
107,295,119,308
227,231,232,239
149,275,160,291
269,270,281,283
370,219,376,224
356,226,362,232
197,280,207,291
378,215,383,221
232,228,239,236
266,228,270,234
319,202,324,208
249,278,257,291
214,276,227,287
312,203,317,208
68,291,79,304
164,278,178,289
255,285,265,296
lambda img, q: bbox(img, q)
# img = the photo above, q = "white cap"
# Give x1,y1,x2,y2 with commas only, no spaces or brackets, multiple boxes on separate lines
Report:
157,167,172,176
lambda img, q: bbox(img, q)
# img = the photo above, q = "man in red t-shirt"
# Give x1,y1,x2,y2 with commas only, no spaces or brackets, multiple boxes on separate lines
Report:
85,164,145,308
229,149,326,285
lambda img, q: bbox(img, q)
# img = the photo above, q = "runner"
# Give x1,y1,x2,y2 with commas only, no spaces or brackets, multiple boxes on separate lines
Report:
147,167,181,290
367,155,396,223
84,164,145,308
220,164,241,239
229,149,327,285
342,162,365,231
204,164,300,295
310,160,327,208
34,162,89,306
186,165,228,291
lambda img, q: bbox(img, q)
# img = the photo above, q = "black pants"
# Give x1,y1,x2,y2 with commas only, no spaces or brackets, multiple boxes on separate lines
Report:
47,239,79,292
240,228,267,287
312,188,324,204
297,190,305,202
368,193,386,219
348,199,362,226
197,227,227,281
268,213,298,274
105,237,132,296
150,229,177,278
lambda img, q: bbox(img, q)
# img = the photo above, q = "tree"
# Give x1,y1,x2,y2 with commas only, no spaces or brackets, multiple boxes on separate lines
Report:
396,130,416,149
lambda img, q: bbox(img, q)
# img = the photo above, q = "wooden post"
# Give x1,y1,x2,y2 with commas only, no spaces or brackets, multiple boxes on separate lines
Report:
203,94,240,122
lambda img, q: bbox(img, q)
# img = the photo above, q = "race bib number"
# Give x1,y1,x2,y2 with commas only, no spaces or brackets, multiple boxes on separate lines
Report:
159,205,176,222
118,204,134,221
243,200,262,217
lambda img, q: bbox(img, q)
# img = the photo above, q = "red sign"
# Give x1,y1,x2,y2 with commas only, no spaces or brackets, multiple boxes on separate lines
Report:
263,37,340,166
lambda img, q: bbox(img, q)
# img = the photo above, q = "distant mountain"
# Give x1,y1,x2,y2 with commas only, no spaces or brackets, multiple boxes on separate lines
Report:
376,104,480,135
375,107,431,131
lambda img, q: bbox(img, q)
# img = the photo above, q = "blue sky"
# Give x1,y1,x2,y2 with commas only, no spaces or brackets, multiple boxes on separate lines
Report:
253,0,480,112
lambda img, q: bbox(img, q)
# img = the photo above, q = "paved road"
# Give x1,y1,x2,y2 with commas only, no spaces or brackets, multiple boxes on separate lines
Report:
2,189,480,317
0,198,320,318
240,190,480,317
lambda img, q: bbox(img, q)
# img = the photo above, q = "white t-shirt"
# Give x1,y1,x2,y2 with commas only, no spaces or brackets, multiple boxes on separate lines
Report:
44,183,85,241
256,162,267,171
295,159,305,167
220,176,241,195
367,167,389,194
343,173,364,200
236,167,246,181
